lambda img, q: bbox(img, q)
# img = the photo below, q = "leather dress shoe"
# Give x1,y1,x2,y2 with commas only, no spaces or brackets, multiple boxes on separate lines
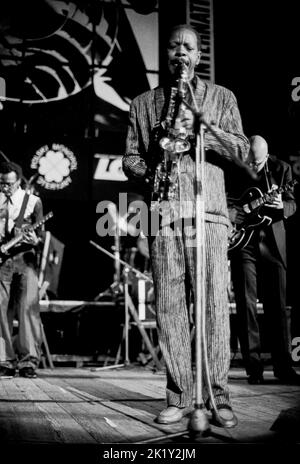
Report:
0,366,16,379
156,406,192,424
247,374,264,385
211,406,238,428
19,367,37,379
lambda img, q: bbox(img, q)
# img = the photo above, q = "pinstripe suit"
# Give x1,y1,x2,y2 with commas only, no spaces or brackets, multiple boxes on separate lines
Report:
123,76,249,409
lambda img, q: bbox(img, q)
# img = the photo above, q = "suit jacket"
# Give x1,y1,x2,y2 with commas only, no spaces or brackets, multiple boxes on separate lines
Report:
264,156,296,267
228,155,296,267
123,76,249,227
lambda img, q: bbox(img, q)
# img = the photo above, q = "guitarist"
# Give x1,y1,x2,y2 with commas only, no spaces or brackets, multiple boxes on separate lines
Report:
0,161,44,379
228,135,299,385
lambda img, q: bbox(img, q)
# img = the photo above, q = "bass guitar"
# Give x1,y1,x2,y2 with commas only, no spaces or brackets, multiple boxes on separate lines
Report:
228,180,297,254
0,211,53,263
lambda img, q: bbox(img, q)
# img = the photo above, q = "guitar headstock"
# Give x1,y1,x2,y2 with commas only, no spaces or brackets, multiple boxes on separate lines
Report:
36,211,53,228
23,211,54,232
43,211,54,222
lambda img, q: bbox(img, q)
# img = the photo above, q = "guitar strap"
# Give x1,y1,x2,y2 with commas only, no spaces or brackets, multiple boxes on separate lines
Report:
4,197,10,235
264,158,272,191
14,189,30,230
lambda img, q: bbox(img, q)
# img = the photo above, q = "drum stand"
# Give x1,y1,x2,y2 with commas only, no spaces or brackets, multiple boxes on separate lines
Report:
90,240,163,371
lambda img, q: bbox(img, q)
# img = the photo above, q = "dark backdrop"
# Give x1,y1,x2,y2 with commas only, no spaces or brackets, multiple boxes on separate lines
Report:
0,0,299,304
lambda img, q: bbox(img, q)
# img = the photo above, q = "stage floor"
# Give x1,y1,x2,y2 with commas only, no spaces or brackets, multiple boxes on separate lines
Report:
0,364,299,455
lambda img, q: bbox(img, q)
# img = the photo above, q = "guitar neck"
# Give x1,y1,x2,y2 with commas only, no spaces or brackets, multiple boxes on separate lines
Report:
0,212,53,255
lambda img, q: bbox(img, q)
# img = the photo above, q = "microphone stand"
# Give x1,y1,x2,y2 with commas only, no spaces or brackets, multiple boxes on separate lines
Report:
178,86,256,435
188,112,210,435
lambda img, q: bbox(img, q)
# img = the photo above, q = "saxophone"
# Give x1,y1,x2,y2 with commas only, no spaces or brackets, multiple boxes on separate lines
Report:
152,62,191,204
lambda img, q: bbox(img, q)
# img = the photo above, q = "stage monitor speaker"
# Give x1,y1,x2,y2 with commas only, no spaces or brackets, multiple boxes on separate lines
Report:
271,406,300,440
39,232,65,297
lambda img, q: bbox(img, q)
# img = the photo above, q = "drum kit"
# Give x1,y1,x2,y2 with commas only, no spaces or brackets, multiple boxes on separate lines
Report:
90,198,161,370
93,201,153,314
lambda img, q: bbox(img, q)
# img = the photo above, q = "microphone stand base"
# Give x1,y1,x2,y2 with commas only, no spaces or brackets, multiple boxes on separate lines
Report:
188,406,211,436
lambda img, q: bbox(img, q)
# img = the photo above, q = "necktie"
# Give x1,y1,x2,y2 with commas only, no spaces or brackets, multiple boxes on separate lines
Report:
4,195,11,235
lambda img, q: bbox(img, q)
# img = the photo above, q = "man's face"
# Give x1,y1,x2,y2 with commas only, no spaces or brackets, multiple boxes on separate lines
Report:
167,28,201,80
0,171,21,196
247,148,268,173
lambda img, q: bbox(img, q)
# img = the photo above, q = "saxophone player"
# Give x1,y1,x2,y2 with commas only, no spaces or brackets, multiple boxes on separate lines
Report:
123,24,249,428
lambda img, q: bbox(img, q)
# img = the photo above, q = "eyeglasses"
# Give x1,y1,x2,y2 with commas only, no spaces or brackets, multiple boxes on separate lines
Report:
0,180,19,195
0,181,18,186
247,156,268,169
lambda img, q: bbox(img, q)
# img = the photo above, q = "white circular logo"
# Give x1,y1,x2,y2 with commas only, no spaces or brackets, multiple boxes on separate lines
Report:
31,143,77,190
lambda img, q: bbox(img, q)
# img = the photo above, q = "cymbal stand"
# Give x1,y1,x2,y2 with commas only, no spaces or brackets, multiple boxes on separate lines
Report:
93,221,123,301
123,266,130,366
113,221,121,285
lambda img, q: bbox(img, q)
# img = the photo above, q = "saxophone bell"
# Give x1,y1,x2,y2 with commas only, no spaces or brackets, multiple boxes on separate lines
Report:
159,136,175,152
174,135,191,153
159,133,190,154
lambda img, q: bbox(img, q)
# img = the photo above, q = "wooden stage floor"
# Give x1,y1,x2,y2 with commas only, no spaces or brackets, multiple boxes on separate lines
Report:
0,364,299,459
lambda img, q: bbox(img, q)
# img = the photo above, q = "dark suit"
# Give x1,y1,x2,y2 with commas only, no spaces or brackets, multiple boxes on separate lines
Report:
229,155,296,378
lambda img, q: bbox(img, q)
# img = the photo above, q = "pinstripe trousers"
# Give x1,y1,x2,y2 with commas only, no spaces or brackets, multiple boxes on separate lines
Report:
150,220,231,409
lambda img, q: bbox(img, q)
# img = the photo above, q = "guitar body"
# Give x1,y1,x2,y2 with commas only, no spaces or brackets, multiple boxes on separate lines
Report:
229,186,266,214
228,214,272,254
228,185,281,254
0,212,53,264
228,177,296,255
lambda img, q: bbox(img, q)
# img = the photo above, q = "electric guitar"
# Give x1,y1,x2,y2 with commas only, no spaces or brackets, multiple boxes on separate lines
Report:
0,211,53,263
228,180,297,254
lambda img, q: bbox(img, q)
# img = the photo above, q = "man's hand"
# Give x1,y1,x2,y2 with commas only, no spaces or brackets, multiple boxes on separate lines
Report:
228,205,246,225
180,108,194,130
21,229,40,246
265,192,283,209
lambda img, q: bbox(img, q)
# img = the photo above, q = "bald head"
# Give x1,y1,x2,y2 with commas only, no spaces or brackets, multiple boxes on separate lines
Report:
248,135,269,171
